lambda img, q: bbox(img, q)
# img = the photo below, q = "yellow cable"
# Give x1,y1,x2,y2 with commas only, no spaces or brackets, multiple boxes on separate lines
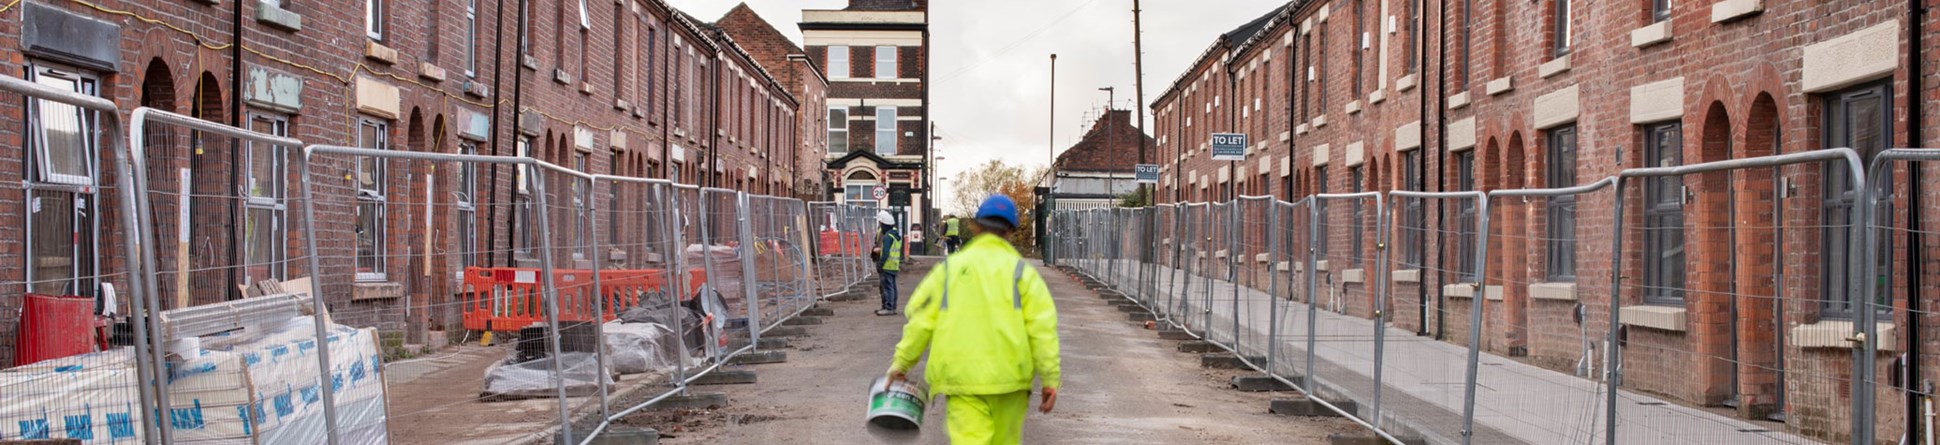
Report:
0,0,23,14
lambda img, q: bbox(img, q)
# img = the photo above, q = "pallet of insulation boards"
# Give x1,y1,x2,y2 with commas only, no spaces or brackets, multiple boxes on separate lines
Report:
0,316,389,444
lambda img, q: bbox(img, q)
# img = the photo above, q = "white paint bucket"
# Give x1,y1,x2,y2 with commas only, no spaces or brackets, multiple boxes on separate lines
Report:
867,376,927,432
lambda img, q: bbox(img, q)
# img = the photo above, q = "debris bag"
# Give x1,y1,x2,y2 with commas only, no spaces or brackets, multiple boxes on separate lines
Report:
602,321,686,374
481,351,611,399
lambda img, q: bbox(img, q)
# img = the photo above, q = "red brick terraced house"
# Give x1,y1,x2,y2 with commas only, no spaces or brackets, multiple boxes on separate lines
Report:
1148,0,1940,442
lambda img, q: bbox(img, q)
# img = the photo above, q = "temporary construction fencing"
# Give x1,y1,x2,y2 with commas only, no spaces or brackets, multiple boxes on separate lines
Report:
0,70,875,444
1051,147,1923,445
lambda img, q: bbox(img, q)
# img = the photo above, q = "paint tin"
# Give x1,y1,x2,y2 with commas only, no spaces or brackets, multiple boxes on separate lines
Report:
867,376,927,432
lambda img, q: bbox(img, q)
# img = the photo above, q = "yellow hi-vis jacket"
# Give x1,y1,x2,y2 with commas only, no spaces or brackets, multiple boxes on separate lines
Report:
890,234,1062,399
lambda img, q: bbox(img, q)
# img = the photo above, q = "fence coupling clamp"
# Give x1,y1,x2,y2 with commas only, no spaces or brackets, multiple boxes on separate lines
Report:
1847,332,1868,344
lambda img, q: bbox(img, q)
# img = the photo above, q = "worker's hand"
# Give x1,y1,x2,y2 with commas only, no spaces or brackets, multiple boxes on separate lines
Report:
884,370,907,392
1039,387,1058,414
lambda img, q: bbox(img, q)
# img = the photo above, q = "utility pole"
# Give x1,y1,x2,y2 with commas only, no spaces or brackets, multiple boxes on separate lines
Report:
1132,0,1149,205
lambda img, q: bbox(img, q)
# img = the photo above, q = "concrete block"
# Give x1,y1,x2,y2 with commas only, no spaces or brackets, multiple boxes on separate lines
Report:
1230,374,1292,392
1201,353,1244,369
651,392,728,410
764,326,809,338
1128,312,1155,323
1327,433,1387,445
1177,341,1218,353
1270,397,1353,417
1159,330,1195,341
1117,303,1147,313
802,307,835,317
782,316,823,326
729,350,787,365
587,426,659,445
758,337,789,350
692,369,759,385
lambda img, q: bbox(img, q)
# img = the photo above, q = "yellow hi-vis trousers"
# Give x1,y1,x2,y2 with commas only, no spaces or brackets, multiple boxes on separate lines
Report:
944,390,1031,444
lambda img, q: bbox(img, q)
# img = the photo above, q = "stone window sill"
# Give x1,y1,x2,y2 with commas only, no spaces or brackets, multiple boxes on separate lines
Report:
1345,100,1362,115
1485,77,1514,96
352,281,405,301
1443,283,1502,300
1255,253,1271,264
1538,55,1570,79
1447,91,1471,110
1391,269,1420,283
1342,268,1365,284
1313,260,1330,272
1710,0,1763,23
1631,21,1673,48
1619,305,1686,332
1276,261,1291,272
1790,320,1898,352
1396,74,1416,92
1529,282,1577,301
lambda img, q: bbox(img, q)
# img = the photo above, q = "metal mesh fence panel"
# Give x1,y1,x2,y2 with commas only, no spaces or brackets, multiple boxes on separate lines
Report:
1866,149,1940,445
1268,198,1312,395
2,88,159,443
1607,150,1865,445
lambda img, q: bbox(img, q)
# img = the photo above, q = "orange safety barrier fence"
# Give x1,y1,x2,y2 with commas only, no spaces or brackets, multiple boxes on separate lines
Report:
460,266,708,331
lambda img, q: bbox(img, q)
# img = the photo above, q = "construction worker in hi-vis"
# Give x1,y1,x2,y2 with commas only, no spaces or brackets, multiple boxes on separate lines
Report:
885,195,1062,444
873,210,903,316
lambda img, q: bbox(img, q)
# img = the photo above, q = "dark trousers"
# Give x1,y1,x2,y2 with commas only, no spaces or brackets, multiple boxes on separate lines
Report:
879,269,899,311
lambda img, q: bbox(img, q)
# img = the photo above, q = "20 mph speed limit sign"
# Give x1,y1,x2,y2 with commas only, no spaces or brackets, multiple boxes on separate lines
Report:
873,186,887,200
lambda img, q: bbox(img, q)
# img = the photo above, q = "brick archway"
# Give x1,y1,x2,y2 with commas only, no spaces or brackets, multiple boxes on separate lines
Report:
1731,92,1785,420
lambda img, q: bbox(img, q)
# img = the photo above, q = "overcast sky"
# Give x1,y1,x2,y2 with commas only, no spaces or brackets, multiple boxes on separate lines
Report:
665,0,1273,206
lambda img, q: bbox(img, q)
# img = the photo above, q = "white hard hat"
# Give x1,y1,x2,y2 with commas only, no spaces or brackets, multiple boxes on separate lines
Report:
877,211,895,225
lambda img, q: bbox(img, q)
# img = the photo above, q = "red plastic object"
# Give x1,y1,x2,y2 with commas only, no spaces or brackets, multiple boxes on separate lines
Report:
13,294,98,367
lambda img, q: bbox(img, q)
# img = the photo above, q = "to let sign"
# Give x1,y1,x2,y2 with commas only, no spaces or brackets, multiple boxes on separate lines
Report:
1134,164,1160,183
1210,133,1247,161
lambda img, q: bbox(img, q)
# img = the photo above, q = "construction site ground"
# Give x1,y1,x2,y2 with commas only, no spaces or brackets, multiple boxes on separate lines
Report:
621,257,1360,444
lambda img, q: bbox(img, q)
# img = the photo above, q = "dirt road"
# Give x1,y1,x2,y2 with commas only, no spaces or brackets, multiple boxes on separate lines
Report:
631,257,1356,444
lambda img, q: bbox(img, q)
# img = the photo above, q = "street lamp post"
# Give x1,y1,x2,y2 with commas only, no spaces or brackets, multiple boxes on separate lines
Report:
1099,86,1115,205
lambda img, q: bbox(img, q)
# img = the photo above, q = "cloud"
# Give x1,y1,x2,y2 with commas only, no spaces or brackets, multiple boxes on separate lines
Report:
663,0,1281,206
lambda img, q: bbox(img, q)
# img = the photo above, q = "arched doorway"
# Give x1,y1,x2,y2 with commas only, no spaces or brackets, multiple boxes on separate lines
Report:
1697,101,1735,406
188,72,233,305
1502,132,1527,356
137,60,182,307
1736,93,1784,420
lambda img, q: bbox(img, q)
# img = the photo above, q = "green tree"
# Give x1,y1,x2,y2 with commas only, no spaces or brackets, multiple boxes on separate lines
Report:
949,160,1045,247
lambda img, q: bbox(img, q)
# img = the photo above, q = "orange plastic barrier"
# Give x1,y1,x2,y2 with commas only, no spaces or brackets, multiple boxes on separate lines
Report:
461,267,707,331
818,230,864,256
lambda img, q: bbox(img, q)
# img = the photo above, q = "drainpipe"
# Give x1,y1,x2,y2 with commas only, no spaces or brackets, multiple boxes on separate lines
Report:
1430,0,1448,339
502,0,531,266
1905,0,1926,438
709,48,721,188
227,0,245,299
486,0,511,265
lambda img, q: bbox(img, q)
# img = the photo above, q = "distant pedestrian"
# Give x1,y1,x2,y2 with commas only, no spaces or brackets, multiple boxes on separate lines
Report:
942,214,963,254
885,195,1061,444
873,210,904,316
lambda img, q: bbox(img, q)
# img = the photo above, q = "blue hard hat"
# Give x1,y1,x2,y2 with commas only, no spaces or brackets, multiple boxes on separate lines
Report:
974,195,1019,229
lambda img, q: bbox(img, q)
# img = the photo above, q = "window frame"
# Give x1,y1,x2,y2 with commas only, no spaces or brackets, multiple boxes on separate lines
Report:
1641,122,1685,304
1400,150,1423,267
1819,81,1893,318
355,119,391,281
874,106,897,156
455,142,478,270
1314,166,1330,257
243,113,291,286
23,62,103,297
1545,125,1579,282
827,46,851,80
875,45,898,79
1350,165,1364,267
1651,0,1672,23
573,152,592,260
1552,0,1572,57
827,107,849,154
1455,151,1479,282
366,0,385,40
